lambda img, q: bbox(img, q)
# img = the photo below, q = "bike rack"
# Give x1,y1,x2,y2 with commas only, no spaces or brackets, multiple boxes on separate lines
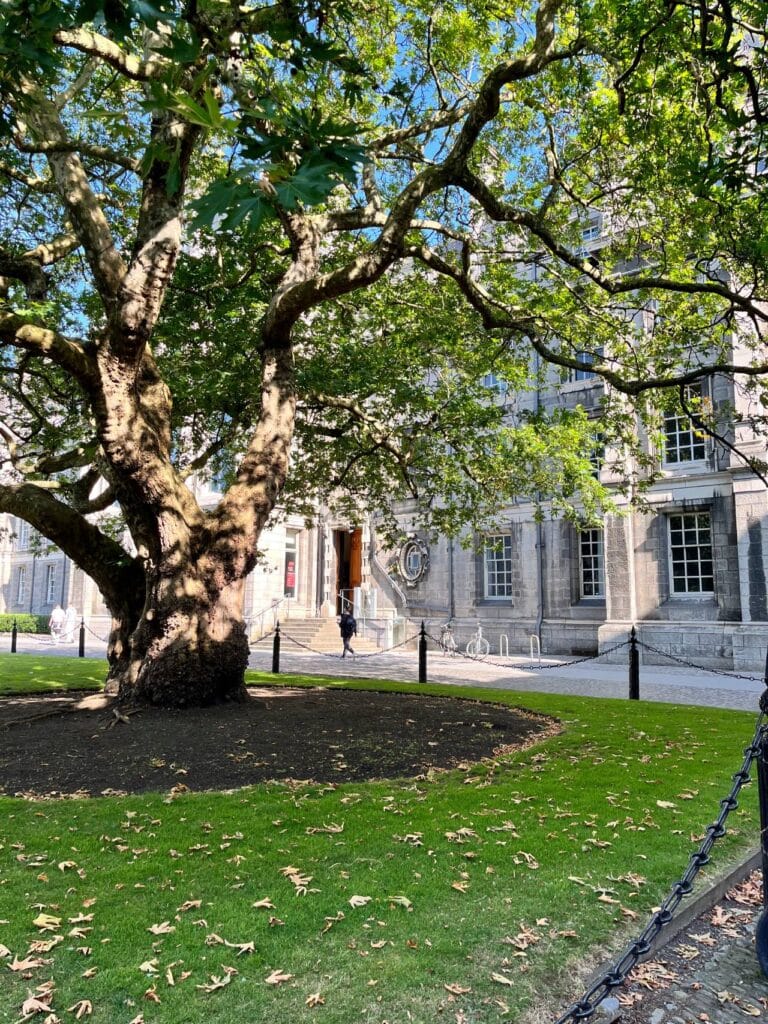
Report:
499,634,509,657
529,634,541,665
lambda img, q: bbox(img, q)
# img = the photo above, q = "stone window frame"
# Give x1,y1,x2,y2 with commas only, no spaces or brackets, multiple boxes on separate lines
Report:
662,381,710,467
667,510,715,595
45,563,57,605
483,534,514,600
15,564,26,604
579,528,605,598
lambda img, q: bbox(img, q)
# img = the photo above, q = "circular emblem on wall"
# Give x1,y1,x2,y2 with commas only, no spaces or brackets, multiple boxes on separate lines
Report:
399,537,430,585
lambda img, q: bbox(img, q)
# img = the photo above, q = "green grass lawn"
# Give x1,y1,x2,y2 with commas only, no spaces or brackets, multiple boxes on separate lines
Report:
0,653,106,694
0,659,761,1023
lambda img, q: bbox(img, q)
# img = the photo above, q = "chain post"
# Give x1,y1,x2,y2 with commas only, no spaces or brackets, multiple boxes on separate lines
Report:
11,618,17,653
272,621,281,675
78,618,85,658
418,621,427,683
628,626,640,700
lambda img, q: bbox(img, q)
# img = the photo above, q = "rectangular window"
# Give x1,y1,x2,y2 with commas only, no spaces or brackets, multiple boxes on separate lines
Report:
669,512,714,594
567,348,602,382
481,372,508,395
16,520,29,550
579,529,605,598
45,564,56,604
16,566,26,604
284,530,298,599
484,535,513,598
581,212,601,242
663,384,707,465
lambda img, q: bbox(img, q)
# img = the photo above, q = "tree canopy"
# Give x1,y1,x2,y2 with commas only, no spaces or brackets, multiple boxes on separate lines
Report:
0,0,766,704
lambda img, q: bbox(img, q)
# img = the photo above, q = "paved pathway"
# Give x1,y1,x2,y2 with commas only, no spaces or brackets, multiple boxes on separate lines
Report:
247,642,767,712
5,630,767,712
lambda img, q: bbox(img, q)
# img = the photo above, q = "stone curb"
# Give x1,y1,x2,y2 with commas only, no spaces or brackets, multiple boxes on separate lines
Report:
587,848,762,1023
645,847,762,957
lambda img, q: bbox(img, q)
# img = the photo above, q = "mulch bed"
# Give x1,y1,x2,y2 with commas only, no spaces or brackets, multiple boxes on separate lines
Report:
0,687,558,798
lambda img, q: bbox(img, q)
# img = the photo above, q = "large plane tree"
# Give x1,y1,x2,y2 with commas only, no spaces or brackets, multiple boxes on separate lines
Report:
0,0,766,706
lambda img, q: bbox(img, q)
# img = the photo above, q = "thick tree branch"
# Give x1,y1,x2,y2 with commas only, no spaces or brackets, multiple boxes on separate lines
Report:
14,137,140,173
0,481,143,608
456,167,768,322
53,28,169,81
0,310,97,385
17,81,127,308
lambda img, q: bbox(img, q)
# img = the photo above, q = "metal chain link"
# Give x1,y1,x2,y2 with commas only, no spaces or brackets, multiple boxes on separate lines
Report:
83,623,111,644
424,631,631,671
637,639,764,683
553,711,766,1023
259,629,421,660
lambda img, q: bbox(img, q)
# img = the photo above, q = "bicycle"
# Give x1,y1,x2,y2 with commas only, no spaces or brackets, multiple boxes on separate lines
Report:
465,623,490,657
439,622,457,656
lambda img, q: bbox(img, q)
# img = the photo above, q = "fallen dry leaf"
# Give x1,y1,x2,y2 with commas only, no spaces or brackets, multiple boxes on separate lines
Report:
444,983,472,995
32,914,61,932
28,937,64,954
147,922,175,935
176,900,202,913
306,992,325,1007
21,992,54,1015
9,955,47,972
66,999,93,1019
0,943,11,958
252,898,275,910
491,972,514,986
138,959,159,974
265,969,293,985
223,939,256,956
349,895,372,909
196,972,232,993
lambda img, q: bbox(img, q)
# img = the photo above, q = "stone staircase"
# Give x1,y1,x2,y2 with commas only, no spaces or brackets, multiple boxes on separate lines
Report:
265,617,381,654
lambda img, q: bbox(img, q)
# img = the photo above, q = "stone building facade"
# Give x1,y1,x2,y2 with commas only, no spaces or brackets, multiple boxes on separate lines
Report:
381,355,768,671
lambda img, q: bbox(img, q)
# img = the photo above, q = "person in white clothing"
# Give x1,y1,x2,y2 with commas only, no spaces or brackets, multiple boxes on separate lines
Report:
49,604,65,643
63,604,78,643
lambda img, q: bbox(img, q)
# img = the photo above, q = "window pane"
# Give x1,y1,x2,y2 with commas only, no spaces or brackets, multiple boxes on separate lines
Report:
484,535,513,598
668,512,714,594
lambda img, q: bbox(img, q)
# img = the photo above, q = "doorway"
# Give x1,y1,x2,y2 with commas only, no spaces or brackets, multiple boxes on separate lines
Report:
334,528,362,613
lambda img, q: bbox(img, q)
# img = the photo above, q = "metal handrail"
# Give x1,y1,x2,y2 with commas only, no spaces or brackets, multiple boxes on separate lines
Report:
246,597,287,639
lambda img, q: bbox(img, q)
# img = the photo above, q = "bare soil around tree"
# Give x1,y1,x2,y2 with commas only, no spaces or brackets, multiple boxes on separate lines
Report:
0,687,558,798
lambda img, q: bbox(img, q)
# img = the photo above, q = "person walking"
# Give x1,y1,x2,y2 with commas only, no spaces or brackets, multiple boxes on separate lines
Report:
48,604,65,643
63,604,78,643
339,610,357,658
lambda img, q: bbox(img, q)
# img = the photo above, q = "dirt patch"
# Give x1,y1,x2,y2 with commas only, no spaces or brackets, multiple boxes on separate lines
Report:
0,687,558,798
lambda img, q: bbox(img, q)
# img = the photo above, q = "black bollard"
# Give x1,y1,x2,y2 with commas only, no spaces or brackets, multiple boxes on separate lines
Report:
11,619,17,653
78,618,85,658
418,621,427,684
628,626,640,700
272,621,281,675
755,650,768,976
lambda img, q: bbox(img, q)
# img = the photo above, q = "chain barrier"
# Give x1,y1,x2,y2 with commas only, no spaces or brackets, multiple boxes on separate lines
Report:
424,630,631,672
637,639,764,684
248,628,276,648
270,629,421,660
83,622,111,644
553,711,766,1022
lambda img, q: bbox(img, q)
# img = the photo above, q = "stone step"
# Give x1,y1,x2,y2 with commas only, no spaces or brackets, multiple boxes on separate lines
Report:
253,617,380,653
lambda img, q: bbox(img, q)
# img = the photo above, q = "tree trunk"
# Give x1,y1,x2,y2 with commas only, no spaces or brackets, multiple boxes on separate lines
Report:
114,571,249,707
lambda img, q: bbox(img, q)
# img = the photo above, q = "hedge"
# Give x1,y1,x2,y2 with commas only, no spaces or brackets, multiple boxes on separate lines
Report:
0,614,49,634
